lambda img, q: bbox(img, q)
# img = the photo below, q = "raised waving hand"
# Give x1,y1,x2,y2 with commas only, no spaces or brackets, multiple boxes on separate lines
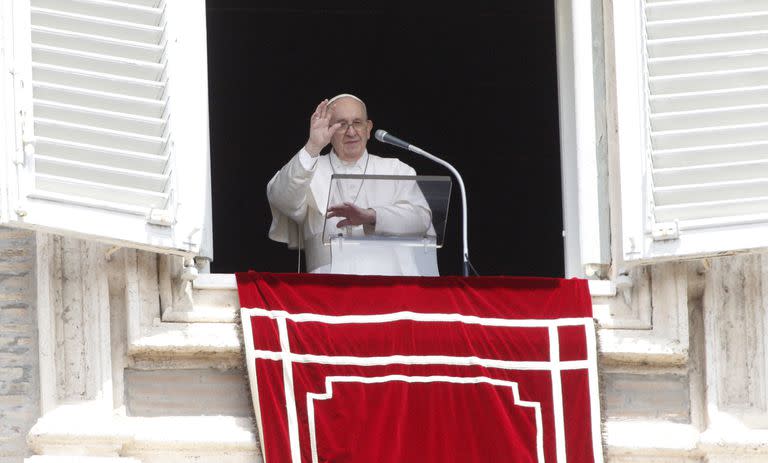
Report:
304,99,342,156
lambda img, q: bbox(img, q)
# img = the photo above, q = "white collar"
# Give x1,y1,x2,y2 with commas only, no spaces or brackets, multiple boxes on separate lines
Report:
329,149,369,170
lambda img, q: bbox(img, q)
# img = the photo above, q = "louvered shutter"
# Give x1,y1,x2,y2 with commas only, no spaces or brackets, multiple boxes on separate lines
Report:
617,0,768,263
2,0,210,256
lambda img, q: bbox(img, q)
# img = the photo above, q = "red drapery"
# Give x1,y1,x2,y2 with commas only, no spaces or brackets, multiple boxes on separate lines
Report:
238,272,602,463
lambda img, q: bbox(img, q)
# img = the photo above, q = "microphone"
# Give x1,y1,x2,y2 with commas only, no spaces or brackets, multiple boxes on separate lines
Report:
375,129,472,277
375,130,412,151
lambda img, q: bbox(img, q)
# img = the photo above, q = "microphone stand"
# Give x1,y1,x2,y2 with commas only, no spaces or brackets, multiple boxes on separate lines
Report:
407,145,470,277
375,130,470,276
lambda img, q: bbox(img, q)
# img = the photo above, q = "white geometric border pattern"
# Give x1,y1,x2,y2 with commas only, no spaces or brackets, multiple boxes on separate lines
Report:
306,375,544,463
241,307,603,463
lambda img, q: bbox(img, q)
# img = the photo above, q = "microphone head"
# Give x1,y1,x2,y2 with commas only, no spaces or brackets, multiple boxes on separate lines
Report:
374,129,388,142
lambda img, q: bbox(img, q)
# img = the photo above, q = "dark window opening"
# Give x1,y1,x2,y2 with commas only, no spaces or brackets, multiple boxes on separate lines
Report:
206,1,564,276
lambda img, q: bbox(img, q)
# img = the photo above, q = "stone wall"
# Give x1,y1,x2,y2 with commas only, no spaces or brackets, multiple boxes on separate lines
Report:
11,229,768,461
0,229,38,463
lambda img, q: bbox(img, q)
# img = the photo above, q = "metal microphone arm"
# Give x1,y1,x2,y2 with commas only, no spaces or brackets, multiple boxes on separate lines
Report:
407,145,470,277
375,130,470,276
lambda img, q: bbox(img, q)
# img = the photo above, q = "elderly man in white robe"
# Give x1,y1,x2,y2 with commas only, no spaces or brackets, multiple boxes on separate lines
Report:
267,94,437,275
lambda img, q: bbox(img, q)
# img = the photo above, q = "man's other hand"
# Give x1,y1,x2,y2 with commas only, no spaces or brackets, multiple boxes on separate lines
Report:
327,202,376,228
305,99,342,156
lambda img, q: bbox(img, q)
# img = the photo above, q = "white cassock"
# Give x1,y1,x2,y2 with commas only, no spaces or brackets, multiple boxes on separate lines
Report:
267,147,437,275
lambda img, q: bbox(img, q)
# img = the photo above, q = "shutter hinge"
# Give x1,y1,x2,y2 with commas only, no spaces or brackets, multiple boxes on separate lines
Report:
147,208,175,227
652,220,680,241
16,142,34,166
15,114,34,166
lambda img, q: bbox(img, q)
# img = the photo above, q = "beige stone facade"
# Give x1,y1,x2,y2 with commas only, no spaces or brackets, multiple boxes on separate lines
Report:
0,230,766,461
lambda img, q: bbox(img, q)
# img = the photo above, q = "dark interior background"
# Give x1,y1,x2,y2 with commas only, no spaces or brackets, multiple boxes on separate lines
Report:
206,0,564,276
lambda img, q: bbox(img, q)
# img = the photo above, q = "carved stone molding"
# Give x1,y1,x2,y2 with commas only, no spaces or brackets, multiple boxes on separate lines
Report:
704,254,768,428
35,234,114,414
596,263,689,365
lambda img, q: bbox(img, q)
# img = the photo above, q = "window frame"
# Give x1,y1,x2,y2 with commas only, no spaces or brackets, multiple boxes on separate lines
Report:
556,0,612,278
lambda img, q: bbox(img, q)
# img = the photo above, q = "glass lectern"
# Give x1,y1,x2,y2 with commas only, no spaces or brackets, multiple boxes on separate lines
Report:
321,174,452,276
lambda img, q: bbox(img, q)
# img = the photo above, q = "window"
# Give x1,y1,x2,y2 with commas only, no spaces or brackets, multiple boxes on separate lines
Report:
612,0,768,264
1,0,210,257
206,1,566,277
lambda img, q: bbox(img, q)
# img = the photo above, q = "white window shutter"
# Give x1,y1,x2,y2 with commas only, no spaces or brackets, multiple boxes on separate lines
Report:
615,0,768,264
1,0,210,256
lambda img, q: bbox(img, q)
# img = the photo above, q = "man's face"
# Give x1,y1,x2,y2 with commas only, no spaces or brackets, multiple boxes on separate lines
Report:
329,97,373,162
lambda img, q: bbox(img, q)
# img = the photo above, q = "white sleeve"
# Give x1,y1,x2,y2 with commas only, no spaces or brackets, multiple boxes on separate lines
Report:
267,148,317,223
370,163,432,236
298,147,319,170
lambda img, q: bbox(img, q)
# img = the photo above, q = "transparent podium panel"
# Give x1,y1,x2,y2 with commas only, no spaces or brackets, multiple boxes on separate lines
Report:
322,174,452,276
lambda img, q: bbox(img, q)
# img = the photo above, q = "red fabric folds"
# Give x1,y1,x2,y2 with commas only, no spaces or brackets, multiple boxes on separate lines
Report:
238,272,601,463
